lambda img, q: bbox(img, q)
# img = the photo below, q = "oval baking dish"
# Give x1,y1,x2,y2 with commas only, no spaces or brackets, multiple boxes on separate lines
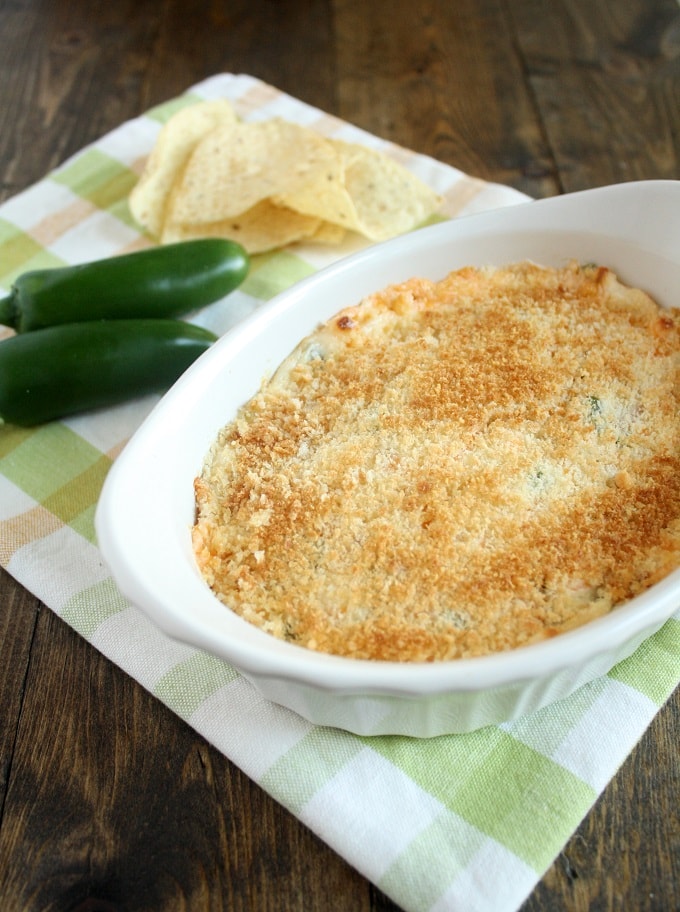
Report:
95,180,680,737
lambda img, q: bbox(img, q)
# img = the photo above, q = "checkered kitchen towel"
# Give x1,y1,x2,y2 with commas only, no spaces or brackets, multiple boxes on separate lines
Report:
1,74,678,912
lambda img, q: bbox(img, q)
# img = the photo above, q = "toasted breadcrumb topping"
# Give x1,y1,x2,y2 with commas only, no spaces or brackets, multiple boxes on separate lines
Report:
193,261,680,661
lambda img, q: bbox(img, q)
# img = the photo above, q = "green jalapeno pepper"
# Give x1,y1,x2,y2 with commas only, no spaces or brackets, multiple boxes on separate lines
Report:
0,319,217,426
0,238,249,333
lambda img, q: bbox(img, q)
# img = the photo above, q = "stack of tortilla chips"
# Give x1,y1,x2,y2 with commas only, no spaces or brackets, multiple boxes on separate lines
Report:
129,100,442,254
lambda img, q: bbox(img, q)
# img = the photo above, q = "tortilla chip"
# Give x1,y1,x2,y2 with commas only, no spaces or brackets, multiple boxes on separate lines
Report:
273,139,441,240
166,118,344,224
129,99,238,238
272,147,358,231
334,140,442,240
162,199,323,253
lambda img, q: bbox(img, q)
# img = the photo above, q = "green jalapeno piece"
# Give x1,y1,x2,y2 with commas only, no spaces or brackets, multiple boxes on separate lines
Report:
0,239,249,333
0,319,217,426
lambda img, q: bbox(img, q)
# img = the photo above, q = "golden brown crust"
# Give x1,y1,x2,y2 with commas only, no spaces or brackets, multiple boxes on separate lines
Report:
193,261,680,661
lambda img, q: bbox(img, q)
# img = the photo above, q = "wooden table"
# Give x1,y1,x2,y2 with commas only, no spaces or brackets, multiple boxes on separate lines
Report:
1,1,678,909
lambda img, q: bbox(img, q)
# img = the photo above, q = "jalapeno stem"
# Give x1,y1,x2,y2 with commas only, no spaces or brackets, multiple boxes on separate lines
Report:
0,292,16,329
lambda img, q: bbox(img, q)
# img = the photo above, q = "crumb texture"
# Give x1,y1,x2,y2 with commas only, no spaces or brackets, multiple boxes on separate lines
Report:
193,261,680,661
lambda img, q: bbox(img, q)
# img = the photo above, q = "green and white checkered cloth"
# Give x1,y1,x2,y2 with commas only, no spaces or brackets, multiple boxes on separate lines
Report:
1,74,678,912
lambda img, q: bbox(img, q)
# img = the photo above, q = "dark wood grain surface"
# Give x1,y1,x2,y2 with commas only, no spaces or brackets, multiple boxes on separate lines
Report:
1,1,679,909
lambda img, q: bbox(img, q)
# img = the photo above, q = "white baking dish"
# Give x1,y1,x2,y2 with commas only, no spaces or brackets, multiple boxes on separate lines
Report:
95,180,680,737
